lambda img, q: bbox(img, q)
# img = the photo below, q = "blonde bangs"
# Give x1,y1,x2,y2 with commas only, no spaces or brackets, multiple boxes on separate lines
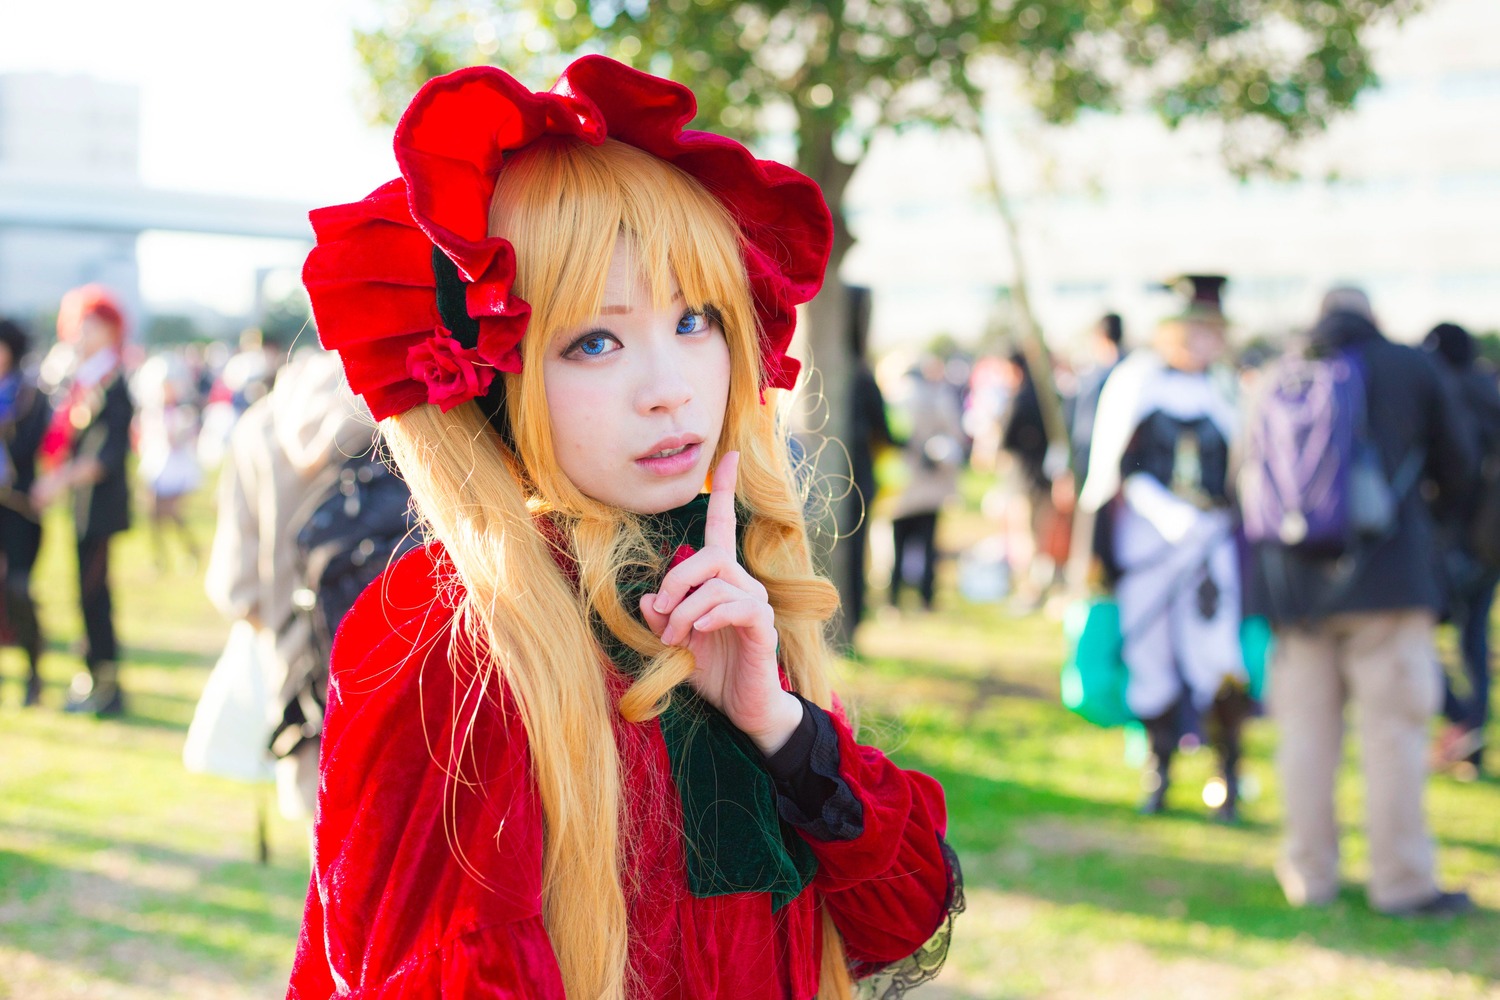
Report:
489,138,754,350
487,139,763,514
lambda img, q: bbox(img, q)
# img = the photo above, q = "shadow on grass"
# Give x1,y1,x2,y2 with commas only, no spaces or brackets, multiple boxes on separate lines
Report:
854,651,1057,707
125,646,216,670
109,701,196,733
5,684,196,733
910,753,1500,985
22,695,196,733
0,827,306,987
1442,834,1500,859
38,636,216,668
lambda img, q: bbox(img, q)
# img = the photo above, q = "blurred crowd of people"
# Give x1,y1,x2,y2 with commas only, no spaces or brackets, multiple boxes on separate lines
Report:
0,288,337,718
1,283,412,841
0,285,140,715
855,278,1492,918
1,275,1490,919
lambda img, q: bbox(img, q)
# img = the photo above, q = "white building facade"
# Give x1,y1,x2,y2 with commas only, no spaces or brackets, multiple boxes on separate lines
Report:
0,72,143,331
843,0,1500,353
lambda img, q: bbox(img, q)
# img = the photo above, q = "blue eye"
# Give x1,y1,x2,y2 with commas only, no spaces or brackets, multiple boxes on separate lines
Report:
563,331,620,359
677,310,709,335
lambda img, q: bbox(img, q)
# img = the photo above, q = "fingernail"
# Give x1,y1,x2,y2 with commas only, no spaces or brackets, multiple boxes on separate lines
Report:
654,597,668,614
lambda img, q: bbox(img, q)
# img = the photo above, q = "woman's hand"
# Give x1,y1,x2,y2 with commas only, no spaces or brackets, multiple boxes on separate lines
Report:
29,470,65,511
639,451,804,755
30,459,103,512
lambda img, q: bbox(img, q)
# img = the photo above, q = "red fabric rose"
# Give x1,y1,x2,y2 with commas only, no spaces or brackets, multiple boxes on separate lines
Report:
406,331,496,411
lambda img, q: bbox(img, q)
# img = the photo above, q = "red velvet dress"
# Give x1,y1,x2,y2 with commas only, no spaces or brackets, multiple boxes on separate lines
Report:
286,544,955,998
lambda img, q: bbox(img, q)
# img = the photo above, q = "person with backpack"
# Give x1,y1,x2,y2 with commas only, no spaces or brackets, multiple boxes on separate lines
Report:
204,350,394,824
1078,307,1251,820
1243,287,1477,917
1422,321,1500,779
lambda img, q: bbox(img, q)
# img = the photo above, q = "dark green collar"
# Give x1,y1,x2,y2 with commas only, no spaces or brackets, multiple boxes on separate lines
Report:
603,495,817,911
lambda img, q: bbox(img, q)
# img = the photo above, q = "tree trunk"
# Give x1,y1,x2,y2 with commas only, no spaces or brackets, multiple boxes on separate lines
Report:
794,118,860,649
972,118,1068,463
972,113,1095,595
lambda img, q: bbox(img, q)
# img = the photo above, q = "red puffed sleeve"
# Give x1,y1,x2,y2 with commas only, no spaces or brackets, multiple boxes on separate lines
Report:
793,699,956,972
287,545,565,1000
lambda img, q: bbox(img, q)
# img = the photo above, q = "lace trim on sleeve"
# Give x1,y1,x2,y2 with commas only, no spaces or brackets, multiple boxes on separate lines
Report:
851,837,966,998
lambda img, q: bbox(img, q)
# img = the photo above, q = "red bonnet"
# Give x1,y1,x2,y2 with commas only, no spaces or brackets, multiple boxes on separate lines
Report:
303,56,833,421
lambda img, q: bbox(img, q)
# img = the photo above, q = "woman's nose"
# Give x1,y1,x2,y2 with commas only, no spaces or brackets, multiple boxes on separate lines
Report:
636,344,694,414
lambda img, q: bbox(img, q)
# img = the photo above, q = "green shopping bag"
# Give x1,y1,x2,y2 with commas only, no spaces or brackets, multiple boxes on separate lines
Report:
1060,598,1134,728
1061,600,1273,728
1239,614,1272,701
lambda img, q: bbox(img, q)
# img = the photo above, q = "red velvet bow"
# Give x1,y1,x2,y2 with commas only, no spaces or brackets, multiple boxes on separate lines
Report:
303,56,833,421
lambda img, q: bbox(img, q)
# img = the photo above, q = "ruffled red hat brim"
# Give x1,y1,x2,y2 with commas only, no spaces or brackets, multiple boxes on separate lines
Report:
304,56,832,421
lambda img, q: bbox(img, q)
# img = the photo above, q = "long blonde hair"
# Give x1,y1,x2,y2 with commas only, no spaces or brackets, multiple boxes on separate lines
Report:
383,138,850,999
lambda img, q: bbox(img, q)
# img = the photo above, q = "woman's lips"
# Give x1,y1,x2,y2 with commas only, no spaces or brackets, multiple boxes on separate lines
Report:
635,441,701,476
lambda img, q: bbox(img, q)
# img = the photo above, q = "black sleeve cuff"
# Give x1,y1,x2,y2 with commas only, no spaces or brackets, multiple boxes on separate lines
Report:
763,693,864,841
763,695,817,778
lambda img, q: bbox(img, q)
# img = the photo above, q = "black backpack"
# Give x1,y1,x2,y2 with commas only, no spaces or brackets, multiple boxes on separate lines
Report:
268,441,420,759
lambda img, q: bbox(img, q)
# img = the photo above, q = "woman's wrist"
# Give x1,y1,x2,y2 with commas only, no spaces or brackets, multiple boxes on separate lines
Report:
746,691,806,757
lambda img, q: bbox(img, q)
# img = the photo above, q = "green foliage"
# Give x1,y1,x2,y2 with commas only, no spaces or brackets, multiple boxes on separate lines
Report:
1472,330,1500,369
258,290,315,351
353,0,1424,179
141,313,208,347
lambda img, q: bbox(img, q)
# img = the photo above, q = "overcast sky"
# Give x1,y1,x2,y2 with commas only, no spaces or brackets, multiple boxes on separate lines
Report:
1,0,403,314
2,0,396,200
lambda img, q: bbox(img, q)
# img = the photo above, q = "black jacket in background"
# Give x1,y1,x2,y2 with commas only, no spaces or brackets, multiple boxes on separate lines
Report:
0,379,53,577
67,371,134,540
848,364,894,518
1245,310,1477,624
5,380,51,496
1002,371,1049,491
1435,362,1500,528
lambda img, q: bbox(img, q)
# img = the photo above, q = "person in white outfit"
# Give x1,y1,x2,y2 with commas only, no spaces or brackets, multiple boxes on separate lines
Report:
203,350,376,824
133,352,203,572
1079,310,1252,820
889,356,964,611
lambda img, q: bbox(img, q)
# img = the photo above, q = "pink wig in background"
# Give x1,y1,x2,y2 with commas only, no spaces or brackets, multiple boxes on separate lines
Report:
56,284,126,347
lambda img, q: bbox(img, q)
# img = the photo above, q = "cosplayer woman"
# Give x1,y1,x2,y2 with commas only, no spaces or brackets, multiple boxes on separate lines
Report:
34,286,134,717
1077,310,1251,820
288,58,959,999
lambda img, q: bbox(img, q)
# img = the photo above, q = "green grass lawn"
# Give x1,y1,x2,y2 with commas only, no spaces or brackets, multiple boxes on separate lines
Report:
0,487,311,1000
852,601,1500,1000
1,485,1497,999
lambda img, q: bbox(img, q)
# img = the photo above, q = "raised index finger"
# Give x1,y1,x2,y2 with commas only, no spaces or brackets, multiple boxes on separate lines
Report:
704,450,740,553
